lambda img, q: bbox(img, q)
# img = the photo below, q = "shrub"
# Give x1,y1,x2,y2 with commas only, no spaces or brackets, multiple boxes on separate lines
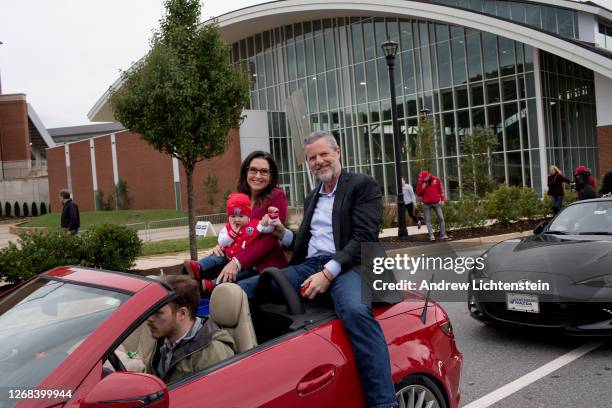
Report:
22,202,29,217
104,193,116,211
517,187,545,220
95,190,105,210
484,185,522,224
380,205,396,231
219,190,231,213
40,202,47,215
31,202,38,217
453,195,487,228
0,230,84,283
80,223,142,272
13,202,20,217
5,202,11,217
117,179,133,210
0,224,142,284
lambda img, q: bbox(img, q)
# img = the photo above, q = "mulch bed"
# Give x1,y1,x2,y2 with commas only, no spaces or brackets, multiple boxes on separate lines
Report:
378,218,547,250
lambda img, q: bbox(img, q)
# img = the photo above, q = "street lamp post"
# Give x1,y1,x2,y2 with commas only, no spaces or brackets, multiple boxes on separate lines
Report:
381,39,408,238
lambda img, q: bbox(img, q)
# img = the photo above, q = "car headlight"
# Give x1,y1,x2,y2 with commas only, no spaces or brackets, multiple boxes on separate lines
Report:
577,274,612,287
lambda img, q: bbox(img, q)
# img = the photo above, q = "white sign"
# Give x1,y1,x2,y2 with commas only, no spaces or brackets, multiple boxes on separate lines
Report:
195,221,216,237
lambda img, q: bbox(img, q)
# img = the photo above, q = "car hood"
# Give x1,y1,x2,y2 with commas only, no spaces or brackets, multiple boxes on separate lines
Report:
485,234,612,283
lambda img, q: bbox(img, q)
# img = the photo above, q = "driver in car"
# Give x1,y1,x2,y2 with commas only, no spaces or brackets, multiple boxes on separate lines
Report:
146,275,236,383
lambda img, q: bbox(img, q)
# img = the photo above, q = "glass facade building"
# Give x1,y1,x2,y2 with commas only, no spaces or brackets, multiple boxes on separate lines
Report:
229,8,600,205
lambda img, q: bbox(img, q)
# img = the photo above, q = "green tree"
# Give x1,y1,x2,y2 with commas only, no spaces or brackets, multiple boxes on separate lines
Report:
109,0,250,259
459,125,497,196
410,115,436,177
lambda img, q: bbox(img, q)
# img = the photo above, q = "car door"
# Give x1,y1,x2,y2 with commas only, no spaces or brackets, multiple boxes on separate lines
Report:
168,330,352,407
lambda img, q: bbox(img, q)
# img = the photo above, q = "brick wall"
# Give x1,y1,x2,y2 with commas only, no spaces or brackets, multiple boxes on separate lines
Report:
69,142,95,211
47,130,241,213
46,146,67,212
115,132,175,209
94,136,115,207
0,97,30,161
597,125,612,177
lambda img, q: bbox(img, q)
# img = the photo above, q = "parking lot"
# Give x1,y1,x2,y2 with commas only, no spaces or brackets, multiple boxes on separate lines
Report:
435,244,611,407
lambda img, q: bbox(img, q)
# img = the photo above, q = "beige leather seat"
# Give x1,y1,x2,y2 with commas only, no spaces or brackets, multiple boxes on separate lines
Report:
210,283,258,353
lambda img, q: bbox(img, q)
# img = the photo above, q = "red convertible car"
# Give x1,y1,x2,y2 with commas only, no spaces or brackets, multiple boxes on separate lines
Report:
0,266,462,408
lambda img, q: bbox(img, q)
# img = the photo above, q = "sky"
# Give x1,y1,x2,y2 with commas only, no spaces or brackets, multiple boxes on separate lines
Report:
0,0,611,129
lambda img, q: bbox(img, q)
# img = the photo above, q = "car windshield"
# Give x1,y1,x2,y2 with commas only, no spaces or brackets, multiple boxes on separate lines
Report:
0,278,129,397
548,201,612,235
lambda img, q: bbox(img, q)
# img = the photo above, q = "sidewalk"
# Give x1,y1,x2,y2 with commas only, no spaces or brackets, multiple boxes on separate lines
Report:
133,227,533,271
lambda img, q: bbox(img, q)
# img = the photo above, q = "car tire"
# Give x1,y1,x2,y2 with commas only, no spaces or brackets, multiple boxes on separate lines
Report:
395,374,447,408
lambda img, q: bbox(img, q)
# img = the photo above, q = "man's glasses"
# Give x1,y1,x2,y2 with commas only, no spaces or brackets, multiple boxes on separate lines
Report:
247,166,271,176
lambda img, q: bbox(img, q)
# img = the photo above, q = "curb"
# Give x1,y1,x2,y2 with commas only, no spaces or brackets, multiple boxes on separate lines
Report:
387,230,532,256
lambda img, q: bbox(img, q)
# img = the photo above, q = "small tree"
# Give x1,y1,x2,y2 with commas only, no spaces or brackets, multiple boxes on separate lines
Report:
40,202,47,215
4,202,11,217
459,126,497,196
95,190,105,211
410,115,436,178
13,202,20,217
117,179,133,210
22,202,29,217
204,174,219,211
219,189,231,213
31,202,38,217
110,0,250,259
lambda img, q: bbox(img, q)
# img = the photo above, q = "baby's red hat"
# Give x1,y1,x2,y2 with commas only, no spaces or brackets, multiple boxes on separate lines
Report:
226,193,251,217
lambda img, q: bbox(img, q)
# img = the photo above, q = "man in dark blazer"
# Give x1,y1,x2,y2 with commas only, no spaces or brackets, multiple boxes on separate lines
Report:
239,131,397,408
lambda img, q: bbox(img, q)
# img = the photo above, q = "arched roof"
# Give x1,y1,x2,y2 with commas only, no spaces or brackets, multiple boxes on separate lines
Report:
88,0,612,122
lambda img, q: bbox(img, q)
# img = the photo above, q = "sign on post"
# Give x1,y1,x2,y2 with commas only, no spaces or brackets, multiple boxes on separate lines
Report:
195,221,216,237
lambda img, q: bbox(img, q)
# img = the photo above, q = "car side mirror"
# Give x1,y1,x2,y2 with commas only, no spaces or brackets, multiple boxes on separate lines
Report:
533,221,548,235
81,372,168,408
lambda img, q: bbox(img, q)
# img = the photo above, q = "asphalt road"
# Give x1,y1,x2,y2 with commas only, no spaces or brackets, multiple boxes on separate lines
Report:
433,244,612,408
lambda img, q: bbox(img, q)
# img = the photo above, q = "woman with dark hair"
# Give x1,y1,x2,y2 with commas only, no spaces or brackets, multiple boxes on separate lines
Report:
184,151,288,287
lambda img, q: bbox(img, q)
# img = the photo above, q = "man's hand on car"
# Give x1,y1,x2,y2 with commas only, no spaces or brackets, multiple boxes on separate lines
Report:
301,269,333,299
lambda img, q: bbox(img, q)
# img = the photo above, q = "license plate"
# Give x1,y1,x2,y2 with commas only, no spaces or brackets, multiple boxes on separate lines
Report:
506,293,540,313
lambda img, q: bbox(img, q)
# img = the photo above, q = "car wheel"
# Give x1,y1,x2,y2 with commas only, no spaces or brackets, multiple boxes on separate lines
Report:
395,374,447,408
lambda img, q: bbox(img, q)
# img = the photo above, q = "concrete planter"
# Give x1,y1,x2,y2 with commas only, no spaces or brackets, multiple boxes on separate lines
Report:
9,221,48,235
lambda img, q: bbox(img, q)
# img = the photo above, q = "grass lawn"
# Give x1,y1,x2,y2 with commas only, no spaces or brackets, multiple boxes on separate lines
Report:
22,209,188,230
141,236,217,257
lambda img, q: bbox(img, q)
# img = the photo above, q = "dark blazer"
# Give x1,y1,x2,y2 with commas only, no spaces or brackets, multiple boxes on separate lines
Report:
289,169,382,272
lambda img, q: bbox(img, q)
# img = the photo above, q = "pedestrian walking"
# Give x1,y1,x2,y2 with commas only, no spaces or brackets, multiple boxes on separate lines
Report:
547,165,570,214
401,177,421,228
416,170,448,241
59,189,80,235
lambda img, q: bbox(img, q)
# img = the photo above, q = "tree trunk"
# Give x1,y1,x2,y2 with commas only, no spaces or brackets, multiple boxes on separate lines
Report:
185,162,197,260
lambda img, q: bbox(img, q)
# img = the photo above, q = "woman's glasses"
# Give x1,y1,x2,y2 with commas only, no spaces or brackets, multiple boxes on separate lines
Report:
247,166,271,177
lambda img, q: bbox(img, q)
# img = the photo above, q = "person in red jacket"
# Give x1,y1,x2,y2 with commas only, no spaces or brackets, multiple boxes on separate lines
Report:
183,193,286,296
415,170,449,241
573,165,597,201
